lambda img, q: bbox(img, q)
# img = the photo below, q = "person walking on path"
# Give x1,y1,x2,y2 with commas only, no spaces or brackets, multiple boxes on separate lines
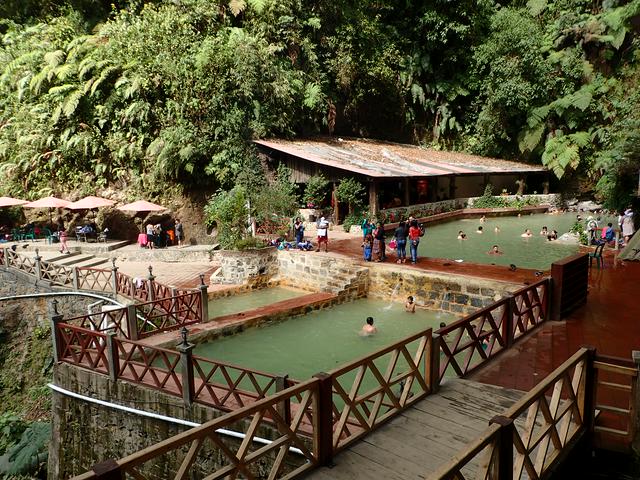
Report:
408,219,421,264
294,217,305,244
175,219,184,247
316,216,329,252
59,228,70,254
394,221,407,263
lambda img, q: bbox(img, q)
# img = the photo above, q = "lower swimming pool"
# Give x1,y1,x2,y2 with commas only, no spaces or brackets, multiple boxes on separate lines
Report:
194,298,457,380
208,286,307,319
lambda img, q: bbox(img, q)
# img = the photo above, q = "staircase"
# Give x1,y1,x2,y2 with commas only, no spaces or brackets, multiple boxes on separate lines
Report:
45,252,110,270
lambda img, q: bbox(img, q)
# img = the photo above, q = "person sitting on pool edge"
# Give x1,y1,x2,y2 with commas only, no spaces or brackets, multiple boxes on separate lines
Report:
405,296,416,313
476,226,483,234
521,229,533,238
360,316,377,336
487,244,503,255
457,230,467,240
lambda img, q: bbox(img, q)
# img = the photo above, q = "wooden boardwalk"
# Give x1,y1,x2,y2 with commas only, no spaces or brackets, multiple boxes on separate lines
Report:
305,378,523,480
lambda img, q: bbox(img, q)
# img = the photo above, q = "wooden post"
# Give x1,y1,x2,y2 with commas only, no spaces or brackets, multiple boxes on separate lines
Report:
34,248,42,280
2,248,9,267
275,375,292,425
545,277,553,321
489,415,514,480
126,303,139,341
171,287,180,319
111,259,118,294
177,329,195,407
429,334,441,394
369,180,378,217
504,295,515,348
50,299,64,363
72,267,80,291
580,346,597,438
106,332,119,382
631,350,640,455
332,182,340,225
147,265,155,302
199,274,209,322
91,459,123,480
312,372,335,466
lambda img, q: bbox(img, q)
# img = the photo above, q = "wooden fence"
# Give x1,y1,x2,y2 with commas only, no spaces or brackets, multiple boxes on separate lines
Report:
437,278,549,380
550,253,588,321
429,348,640,479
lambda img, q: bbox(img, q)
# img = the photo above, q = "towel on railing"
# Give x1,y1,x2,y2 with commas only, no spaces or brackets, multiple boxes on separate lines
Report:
134,277,144,289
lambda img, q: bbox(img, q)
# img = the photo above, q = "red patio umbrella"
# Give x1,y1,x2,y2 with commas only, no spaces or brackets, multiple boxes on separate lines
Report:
67,196,115,210
0,196,28,207
23,196,71,224
117,200,167,213
23,196,71,209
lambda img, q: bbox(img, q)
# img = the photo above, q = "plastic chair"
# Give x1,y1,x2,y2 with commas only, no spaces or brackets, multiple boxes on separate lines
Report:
44,228,55,245
97,229,108,243
11,228,22,241
22,229,36,242
589,243,605,269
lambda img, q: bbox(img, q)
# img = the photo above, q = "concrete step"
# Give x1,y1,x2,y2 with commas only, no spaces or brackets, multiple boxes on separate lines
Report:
44,252,83,263
54,254,96,266
72,258,110,268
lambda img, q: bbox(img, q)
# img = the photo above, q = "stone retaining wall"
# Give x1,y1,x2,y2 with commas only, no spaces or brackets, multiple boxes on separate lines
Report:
211,248,279,286
367,265,518,316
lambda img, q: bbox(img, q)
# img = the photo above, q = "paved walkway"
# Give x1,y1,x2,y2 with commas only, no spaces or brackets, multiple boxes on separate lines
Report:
115,261,218,289
470,256,640,391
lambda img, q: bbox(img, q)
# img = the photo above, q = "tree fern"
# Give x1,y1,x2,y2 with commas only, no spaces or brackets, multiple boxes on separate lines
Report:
62,89,84,117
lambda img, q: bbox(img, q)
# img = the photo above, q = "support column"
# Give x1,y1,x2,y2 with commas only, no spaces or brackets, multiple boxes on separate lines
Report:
34,248,42,280
489,415,514,479
369,180,379,217
125,303,139,341
50,299,64,363
147,265,155,302
402,178,410,206
106,332,119,382
110,258,118,294
313,372,335,466
275,375,291,425
199,274,209,322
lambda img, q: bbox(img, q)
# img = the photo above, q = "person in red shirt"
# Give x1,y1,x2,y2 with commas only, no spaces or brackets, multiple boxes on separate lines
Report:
408,220,422,264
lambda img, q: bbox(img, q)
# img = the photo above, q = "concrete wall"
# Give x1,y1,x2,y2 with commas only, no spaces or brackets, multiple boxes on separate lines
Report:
49,363,295,480
367,265,517,316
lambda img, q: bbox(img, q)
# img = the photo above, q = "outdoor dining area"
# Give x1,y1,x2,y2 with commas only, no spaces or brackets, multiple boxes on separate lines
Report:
0,194,174,249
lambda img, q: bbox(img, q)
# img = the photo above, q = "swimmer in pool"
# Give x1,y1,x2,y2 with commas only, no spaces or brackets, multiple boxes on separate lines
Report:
457,230,467,240
494,226,500,233
360,316,378,336
521,229,533,238
487,244,503,255
405,296,416,313
476,226,484,234
479,215,486,223
540,226,548,236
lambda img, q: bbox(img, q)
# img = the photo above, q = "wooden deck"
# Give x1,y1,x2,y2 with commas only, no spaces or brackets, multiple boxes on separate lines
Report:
304,378,524,480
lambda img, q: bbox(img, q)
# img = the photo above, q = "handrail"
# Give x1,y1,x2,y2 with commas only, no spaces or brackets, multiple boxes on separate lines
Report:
71,378,321,480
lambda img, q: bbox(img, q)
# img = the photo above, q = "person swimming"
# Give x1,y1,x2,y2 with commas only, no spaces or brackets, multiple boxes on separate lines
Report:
476,226,484,234
494,226,500,233
360,316,378,336
521,229,533,238
405,296,416,313
547,230,558,241
540,226,548,236
457,230,467,240
487,244,503,255
479,215,486,223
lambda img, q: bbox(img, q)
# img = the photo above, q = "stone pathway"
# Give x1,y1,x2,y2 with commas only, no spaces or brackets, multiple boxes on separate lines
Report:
114,261,218,289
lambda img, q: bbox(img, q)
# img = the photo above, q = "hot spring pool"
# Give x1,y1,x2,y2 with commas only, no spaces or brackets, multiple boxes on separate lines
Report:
208,286,308,319
409,212,611,270
194,298,457,380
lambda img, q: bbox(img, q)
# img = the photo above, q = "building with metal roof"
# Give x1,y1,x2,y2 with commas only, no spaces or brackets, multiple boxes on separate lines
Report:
255,137,550,217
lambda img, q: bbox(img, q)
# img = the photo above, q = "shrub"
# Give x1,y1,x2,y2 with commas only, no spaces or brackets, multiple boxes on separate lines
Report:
335,178,366,214
204,187,249,249
303,174,330,208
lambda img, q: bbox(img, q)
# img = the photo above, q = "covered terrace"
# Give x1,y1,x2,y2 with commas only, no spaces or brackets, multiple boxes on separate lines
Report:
255,137,549,218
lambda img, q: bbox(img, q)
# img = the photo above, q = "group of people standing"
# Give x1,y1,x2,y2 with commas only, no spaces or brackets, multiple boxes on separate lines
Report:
361,217,424,264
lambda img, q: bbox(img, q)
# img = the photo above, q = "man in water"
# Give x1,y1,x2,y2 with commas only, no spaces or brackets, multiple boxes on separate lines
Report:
405,296,416,313
476,226,484,234
360,316,378,336
487,244,503,255
521,229,533,238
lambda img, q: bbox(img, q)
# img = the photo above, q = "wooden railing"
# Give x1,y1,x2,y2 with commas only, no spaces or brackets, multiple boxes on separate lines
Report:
39,261,74,287
64,307,131,338
72,378,321,480
76,267,112,293
54,322,282,412
135,291,202,338
592,354,638,452
326,328,435,453
437,278,550,380
429,348,640,479
550,253,588,320
5,249,37,276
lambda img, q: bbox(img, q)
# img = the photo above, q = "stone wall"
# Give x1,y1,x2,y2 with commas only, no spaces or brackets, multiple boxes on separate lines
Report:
211,248,279,286
49,363,297,480
275,250,369,299
367,265,518,316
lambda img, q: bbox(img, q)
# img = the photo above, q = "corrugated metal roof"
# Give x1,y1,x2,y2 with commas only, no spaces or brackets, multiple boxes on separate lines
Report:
254,137,546,178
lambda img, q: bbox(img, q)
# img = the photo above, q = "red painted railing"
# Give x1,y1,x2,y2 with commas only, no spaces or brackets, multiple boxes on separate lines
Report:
57,324,109,375
437,278,550,380
135,291,202,338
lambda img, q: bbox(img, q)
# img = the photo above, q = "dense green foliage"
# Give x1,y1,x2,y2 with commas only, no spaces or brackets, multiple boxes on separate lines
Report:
1,0,640,208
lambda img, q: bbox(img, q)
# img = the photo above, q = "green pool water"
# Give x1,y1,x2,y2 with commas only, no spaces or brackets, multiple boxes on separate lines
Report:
194,298,457,380
208,287,307,319
408,212,611,270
